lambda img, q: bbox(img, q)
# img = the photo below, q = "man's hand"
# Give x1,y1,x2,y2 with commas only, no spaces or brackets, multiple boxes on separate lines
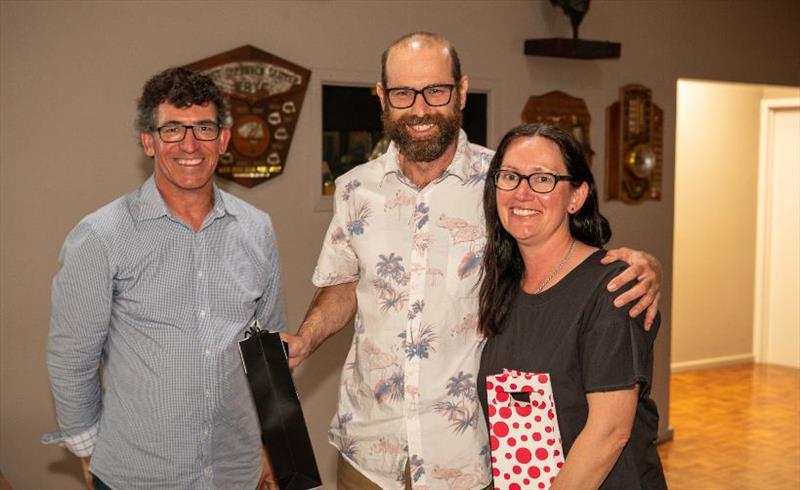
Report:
280,331,313,369
257,446,278,490
602,247,662,331
80,457,92,490
281,283,358,369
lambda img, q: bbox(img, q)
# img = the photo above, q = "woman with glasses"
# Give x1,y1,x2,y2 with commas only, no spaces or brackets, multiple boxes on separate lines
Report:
476,123,667,489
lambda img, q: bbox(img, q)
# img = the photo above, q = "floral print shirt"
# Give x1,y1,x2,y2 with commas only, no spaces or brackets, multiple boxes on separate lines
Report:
314,130,494,489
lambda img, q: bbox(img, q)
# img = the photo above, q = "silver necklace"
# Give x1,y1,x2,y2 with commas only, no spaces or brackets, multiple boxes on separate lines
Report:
534,238,576,294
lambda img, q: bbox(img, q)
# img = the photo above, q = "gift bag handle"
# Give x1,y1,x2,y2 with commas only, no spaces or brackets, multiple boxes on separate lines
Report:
245,318,262,338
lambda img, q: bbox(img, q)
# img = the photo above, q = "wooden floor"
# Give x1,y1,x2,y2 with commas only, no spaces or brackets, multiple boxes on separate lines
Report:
658,363,800,489
2,365,796,490
0,472,10,490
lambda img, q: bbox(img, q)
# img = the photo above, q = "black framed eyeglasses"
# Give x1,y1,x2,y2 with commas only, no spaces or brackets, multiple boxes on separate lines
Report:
493,169,574,193
385,84,456,109
155,123,221,143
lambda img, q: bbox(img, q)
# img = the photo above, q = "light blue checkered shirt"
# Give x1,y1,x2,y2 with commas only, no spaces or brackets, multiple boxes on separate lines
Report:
44,176,286,489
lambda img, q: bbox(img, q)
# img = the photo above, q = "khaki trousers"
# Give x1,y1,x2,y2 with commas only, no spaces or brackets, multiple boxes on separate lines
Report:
336,454,492,489
336,454,412,490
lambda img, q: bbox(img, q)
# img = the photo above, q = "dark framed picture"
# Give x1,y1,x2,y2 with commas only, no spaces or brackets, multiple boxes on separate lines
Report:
321,84,488,195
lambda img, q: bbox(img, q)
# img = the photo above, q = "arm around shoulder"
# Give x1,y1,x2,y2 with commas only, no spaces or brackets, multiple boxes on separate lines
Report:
602,247,662,330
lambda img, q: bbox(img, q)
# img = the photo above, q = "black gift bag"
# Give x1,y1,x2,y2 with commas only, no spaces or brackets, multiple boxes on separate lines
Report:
239,327,322,490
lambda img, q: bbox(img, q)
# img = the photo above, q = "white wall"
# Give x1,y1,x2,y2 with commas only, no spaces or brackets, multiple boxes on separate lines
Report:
672,81,799,371
2,1,799,488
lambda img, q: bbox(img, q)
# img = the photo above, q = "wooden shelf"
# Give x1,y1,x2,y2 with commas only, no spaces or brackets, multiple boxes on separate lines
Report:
524,38,620,59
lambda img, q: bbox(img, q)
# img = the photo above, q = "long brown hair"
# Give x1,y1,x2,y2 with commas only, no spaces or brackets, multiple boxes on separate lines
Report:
478,123,610,337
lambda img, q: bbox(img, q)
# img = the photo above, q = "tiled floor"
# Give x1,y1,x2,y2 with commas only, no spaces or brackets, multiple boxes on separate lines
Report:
658,363,800,489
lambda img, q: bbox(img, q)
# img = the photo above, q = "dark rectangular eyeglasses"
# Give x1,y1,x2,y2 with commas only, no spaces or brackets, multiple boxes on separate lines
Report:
493,169,574,193
385,84,456,109
156,123,221,143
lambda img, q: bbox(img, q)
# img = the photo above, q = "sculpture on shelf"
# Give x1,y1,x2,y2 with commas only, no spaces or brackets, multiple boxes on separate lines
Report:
551,0,590,39
525,0,619,59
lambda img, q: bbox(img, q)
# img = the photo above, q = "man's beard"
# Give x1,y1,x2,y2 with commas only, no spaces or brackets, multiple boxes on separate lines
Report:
382,104,463,163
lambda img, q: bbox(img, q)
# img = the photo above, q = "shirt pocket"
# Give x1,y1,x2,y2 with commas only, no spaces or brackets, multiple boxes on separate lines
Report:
445,237,485,298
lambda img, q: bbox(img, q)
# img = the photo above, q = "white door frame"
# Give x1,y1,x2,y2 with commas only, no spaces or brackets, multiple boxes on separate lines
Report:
753,97,800,363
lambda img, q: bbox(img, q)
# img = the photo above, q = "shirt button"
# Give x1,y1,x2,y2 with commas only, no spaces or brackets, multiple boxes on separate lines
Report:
204,347,211,356
202,428,210,439
197,270,204,278
205,389,211,398
204,466,212,477
199,309,207,318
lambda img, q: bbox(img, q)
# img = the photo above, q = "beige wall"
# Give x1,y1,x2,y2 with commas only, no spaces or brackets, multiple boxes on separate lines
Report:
672,82,799,370
2,1,799,488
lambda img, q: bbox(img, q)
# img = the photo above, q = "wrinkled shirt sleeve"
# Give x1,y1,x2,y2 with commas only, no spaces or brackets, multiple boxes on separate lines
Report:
53,424,98,457
255,216,288,333
312,181,360,287
43,221,111,447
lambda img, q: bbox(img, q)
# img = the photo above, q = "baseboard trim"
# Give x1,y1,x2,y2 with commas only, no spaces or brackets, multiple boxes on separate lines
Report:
671,354,754,372
656,426,674,445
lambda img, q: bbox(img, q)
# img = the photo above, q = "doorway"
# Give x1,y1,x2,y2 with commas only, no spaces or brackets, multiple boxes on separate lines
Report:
672,79,800,371
754,97,800,368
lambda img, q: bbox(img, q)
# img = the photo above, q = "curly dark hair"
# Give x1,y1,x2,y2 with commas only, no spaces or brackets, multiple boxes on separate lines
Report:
478,123,611,337
135,67,228,133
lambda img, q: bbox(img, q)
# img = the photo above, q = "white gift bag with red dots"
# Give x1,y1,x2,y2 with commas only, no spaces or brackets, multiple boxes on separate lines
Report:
486,368,564,490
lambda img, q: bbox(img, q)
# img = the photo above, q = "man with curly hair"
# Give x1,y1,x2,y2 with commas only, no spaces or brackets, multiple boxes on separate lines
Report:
43,67,285,490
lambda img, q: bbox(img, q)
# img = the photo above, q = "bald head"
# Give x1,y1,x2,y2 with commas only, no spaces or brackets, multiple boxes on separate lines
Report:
380,32,462,88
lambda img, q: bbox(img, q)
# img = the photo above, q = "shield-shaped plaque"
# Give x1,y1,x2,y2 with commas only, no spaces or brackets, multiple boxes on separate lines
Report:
185,45,310,187
521,90,594,166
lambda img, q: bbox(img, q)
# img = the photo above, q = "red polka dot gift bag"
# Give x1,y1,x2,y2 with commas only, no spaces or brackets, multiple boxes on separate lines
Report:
486,368,564,490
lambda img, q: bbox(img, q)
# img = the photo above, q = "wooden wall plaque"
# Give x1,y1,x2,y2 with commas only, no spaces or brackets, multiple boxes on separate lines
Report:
185,45,310,188
521,90,595,165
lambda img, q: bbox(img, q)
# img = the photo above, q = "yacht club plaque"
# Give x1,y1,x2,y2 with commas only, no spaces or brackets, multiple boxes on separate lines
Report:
185,45,310,187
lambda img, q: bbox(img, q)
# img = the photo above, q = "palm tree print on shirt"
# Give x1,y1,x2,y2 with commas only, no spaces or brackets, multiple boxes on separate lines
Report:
398,325,438,360
347,200,371,236
433,371,480,434
376,253,406,282
409,454,425,483
373,371,405,403
373,253,409,312
341,179,361,201
361,338,403,404
408,299,424,320
412,202,429,230
333,412,359,463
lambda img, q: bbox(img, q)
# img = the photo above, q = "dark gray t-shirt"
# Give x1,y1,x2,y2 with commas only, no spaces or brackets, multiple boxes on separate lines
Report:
478,250,667,489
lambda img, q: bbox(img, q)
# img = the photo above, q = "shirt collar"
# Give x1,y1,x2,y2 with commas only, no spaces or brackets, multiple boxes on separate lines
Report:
381,129,474,186
132,175,234,222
